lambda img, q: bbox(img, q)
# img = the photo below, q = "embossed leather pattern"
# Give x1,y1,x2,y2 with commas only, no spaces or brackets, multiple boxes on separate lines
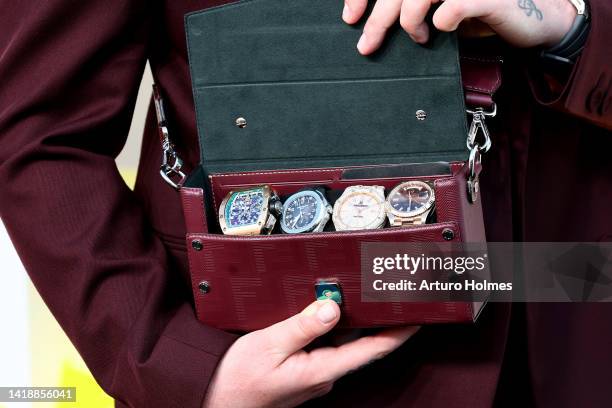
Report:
183,163,488,331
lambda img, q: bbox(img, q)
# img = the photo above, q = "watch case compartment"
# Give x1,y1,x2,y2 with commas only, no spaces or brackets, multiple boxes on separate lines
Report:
181,162,488,331
180,0,498,331
207,163,460,232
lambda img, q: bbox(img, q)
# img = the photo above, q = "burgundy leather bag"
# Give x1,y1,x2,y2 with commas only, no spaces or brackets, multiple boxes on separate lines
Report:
162,0,502,331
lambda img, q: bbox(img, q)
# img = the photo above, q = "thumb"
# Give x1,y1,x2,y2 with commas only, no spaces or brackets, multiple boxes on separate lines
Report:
263,300,341,359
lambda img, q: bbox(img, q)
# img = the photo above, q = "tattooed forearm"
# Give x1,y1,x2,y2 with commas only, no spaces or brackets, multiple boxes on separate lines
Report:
518,0,544,20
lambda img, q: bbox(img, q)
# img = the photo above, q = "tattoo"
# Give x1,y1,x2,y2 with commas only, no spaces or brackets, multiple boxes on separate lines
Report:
518,0,543,21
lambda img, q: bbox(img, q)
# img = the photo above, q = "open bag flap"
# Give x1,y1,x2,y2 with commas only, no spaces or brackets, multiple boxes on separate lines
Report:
185,0,468,175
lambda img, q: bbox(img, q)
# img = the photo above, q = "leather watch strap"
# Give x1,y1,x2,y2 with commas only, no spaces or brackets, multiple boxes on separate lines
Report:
541,0,590,66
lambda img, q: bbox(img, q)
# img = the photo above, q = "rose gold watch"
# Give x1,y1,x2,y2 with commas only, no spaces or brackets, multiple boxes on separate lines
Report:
385,181,435,226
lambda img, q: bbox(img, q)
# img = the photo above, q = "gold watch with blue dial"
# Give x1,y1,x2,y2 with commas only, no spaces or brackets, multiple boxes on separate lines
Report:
219,186,282,235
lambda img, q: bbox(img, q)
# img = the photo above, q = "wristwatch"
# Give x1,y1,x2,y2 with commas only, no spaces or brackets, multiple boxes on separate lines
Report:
280,188,332,233
219,186,282,235
541,0,590,69
332,185,386,231
385,181,435,226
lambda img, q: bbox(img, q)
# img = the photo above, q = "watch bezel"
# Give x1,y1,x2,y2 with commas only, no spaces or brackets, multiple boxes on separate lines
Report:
219,186,273,235
332,185,386,231
280,189,329,234
385,181,435,219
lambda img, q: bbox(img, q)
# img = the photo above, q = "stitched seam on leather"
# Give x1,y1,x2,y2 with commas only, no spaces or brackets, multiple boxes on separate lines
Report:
211,162,464,179
460,56,502,63
460,56,502,94
210,177,218,213
464,86,496,94
462,70,501,94
213,168,341,178
189,221,458,242
211,168,339,211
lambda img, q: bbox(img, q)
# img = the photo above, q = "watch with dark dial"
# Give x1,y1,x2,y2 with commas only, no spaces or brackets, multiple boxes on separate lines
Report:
332,185,386,231
385,181,435,226
280,188,332,234
219,186,282,235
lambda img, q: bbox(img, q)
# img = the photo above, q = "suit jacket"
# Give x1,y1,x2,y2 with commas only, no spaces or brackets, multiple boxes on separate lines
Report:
0,1,611,407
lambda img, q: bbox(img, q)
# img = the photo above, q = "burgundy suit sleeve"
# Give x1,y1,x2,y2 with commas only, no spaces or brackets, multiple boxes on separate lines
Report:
527,0,612,130
0,2,236,407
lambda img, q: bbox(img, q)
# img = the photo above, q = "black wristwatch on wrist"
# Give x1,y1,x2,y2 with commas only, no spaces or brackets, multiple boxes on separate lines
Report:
540,0,590,72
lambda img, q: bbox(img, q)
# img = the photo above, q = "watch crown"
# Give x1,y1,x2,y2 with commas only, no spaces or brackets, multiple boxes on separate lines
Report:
270,199,283,215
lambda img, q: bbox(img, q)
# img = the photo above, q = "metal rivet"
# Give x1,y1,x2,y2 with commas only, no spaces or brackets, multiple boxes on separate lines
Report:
442,228,455,241
191,239,203,251
198,281,211,294
235,117,247,128
416,110,427,121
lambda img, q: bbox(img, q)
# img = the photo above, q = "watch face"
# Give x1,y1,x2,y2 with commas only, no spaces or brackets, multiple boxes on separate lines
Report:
281,191,323,233
225,189,266,228
334,191,385,230
387,181,434,216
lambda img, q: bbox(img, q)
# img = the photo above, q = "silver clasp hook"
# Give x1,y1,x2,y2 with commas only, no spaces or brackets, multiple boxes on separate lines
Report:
154,85,186,190
465,104,496,203
466,103,496,154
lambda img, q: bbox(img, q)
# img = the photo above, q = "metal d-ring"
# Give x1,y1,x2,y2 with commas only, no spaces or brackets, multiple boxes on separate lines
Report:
467,145,482,203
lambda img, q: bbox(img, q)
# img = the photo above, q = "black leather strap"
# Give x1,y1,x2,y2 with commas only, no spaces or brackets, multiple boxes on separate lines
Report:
541,1,590,66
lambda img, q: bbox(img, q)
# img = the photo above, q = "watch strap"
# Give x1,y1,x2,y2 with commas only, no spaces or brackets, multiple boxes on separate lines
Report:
262,213,277,235
541,0,590,65
393,211,428,227
313,209,332,233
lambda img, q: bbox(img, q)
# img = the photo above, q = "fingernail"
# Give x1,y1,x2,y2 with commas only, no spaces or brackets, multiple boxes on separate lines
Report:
357,33,367,53
414,25,428,43
342,4,351,20
302,302,319,317
317,302,337,324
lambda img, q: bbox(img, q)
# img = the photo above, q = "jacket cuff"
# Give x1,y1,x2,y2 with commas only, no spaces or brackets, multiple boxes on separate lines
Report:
527,0,612,129
112,305,238,408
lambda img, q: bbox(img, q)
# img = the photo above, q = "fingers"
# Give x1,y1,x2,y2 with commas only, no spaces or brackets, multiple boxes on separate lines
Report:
357,0,403,55
345,0,497,53
433,0,494,32
400,0,435,44
306,326,420,383
342,0,369,25
263,300,341,360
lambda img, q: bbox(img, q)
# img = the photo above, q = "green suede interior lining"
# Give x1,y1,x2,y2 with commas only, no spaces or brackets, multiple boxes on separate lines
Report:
185,0,468,174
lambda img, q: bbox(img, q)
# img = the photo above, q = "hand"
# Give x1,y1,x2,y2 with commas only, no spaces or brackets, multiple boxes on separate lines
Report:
203,300,419,408
342,0,578,55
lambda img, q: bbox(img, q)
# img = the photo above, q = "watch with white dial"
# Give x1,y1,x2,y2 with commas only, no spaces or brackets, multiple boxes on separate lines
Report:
385,181,435,226
219,186,282,235
280,188,332,234
332,185,386,231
